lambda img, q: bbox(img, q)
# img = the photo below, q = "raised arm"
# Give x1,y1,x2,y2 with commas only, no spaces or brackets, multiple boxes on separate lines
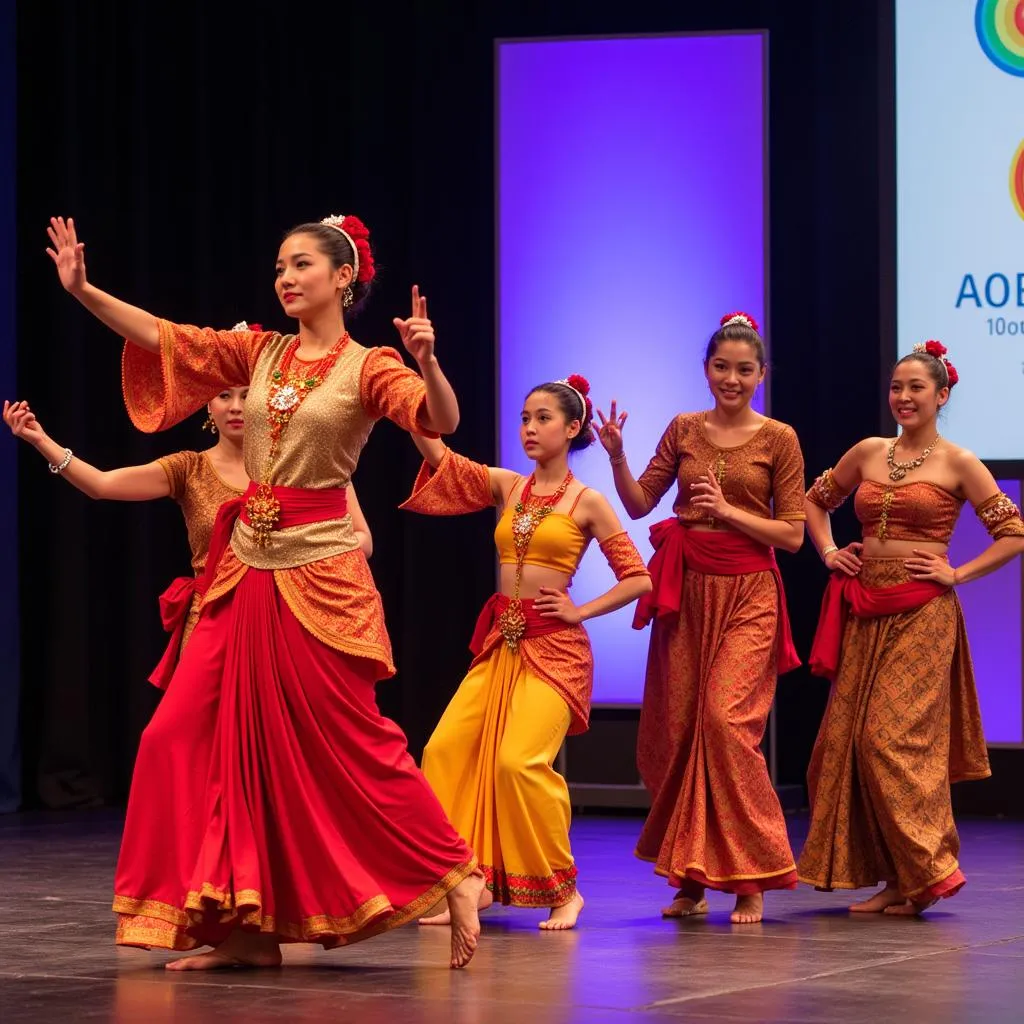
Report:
596,400,652,519
535,490,652,625
392,287,458,433
408,433,520,507
4,400,170,500
46,217,160,352
347,483,373,558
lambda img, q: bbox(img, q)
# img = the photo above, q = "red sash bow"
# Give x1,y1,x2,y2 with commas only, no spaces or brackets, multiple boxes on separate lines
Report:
809,572,947,680
149,484,348,690
633,517,800,675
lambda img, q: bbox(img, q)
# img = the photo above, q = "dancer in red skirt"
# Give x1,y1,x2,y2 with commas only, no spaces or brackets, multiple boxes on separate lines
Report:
3,378,372,687
45,214,483,969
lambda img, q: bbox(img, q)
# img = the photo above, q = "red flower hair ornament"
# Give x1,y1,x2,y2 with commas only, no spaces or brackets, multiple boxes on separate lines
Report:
720,311,760,333
320,213,376,285
913,339,959,388
557,373,593,423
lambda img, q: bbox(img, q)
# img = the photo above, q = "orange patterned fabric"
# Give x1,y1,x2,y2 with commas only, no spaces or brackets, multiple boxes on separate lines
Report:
158,450,244,574
975,492,1024,538
636,412,806,524
798,558,990,902
598,530,650,582
855,480,963,543
806,467,852,512
635,566,797,893
198,546,396,679
399,448,494,515
122,321,440,672
122,321,273,433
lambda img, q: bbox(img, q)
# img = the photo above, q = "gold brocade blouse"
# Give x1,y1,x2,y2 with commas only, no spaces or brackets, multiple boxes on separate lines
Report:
636,412,807,525
807,468,1024,543
122,320,438,678
158,450,244,575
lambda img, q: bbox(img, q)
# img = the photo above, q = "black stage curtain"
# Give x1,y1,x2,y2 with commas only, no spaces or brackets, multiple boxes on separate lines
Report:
14,0,889,807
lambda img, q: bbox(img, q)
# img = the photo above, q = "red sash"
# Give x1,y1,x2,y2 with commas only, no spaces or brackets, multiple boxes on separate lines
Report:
469,593,568,656
149,484,349,690
809,572,947,680
633,517,800,675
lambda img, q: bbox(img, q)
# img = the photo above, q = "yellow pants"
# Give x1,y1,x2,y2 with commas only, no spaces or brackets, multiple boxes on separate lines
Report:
422,642,577,907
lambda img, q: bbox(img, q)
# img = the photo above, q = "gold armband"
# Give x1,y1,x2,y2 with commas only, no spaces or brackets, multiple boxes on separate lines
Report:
806,468,851,513
975,492,1024,539
599,531,650,581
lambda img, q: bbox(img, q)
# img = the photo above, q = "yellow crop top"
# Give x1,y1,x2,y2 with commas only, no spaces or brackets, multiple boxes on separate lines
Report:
494,493,589,576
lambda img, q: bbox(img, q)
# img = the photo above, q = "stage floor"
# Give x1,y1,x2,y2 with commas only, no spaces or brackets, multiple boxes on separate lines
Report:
1,812,1022,1023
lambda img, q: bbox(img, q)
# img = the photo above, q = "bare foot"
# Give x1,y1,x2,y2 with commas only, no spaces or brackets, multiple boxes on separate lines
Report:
165,930,282,971
730,893,763,924
539,891,584,930
662,894,709,919
849,883,906,913
420,885,493,926
884,897,938,917
446,873,484,969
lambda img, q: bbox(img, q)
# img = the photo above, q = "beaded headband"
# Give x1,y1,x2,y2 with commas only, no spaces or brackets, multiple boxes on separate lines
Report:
720,312,758,332
321,214,360,281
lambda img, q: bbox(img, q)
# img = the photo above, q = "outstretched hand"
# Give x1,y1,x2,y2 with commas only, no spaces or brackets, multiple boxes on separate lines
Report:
595,400,628,458
3,400,47,446
393,285,436,364
46,216,88,294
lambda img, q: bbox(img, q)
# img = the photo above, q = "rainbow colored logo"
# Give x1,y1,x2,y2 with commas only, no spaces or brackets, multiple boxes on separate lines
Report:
976,0,1024,76
1012,140,1024,221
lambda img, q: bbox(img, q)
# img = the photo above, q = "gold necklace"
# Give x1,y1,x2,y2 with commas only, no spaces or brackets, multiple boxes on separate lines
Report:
497,470,573,653
887,434,940,482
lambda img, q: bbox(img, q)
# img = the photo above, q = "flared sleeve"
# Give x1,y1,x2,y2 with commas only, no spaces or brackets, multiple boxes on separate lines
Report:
122,320,274,433
359,346,441,437
399,447,494,516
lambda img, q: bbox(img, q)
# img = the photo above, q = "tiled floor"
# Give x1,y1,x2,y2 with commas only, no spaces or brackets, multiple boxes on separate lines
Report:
1,812,1022,1022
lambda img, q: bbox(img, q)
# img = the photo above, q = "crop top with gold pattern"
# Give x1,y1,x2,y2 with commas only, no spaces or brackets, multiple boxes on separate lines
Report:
807,468,1024,543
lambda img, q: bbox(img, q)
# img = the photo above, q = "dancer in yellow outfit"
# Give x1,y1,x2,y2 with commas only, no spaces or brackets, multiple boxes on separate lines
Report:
402,375,651,930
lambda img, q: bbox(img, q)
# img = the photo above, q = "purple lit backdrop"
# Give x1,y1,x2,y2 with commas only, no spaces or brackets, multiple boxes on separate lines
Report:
497,34,766,704
947,480,1023,745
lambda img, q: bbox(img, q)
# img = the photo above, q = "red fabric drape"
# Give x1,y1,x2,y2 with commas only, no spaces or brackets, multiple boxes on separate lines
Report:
633,518,800,675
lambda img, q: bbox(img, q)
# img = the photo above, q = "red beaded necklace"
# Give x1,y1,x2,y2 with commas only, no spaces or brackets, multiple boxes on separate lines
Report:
245,332,350,547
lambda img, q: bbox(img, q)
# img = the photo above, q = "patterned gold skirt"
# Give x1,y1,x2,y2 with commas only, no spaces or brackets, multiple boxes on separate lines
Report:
798,559,990,903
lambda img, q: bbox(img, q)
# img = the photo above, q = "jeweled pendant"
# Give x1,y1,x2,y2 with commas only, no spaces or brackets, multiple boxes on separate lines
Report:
498,599,527,653
889,467,906,482
269,383,301,412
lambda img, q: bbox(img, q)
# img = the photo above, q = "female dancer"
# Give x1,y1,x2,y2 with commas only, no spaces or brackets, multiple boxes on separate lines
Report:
2,386,372,686
597,312,805,924
45,213,483,969
798,341,1024,914
402,374,651,930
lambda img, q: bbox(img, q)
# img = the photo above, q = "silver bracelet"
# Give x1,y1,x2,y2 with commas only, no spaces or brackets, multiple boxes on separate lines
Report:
821,543,838,561
609,452,627,467
48,448,73,475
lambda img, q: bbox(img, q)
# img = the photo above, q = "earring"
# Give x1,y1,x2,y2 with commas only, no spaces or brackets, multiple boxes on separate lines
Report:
203,415,217,434
343,286,354,309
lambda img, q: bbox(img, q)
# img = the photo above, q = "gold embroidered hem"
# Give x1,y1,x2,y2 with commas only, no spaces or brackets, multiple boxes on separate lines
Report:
482,863,578,908
113,858,477,950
